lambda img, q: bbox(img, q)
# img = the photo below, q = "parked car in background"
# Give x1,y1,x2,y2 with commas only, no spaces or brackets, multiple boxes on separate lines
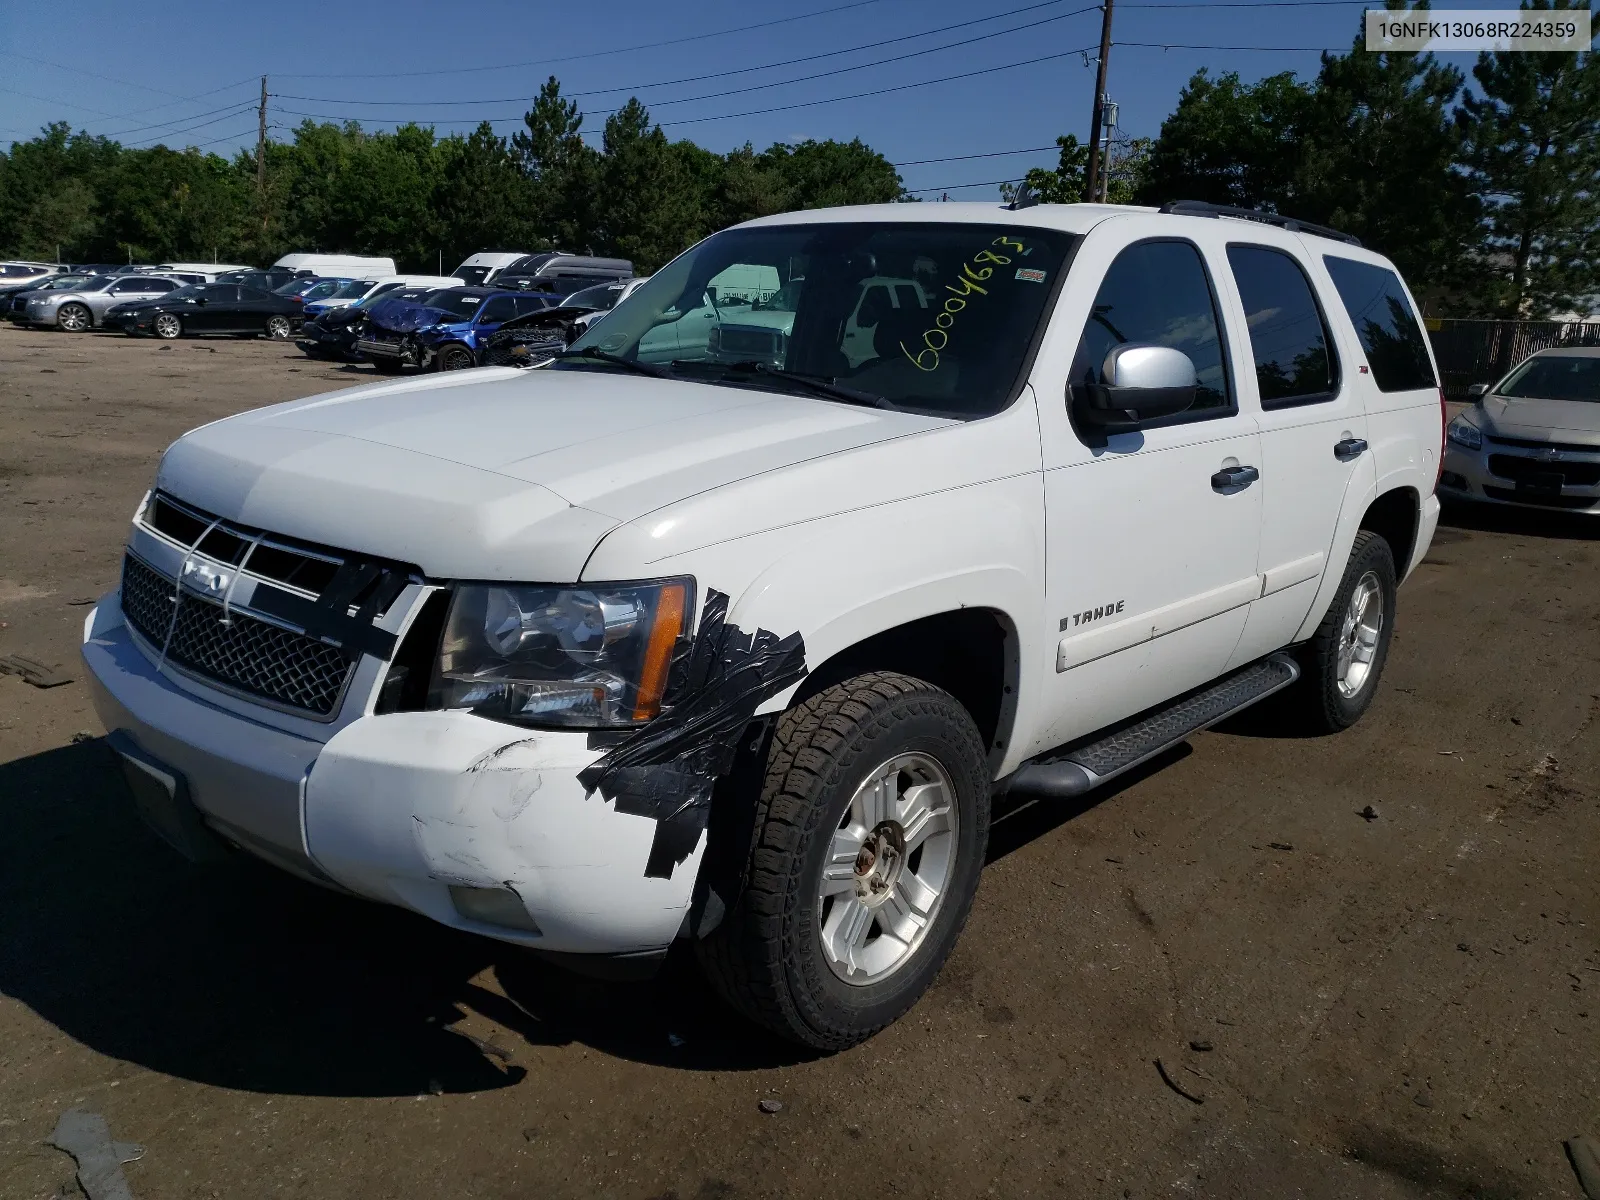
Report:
302,275,461,320
273,277,336,303
1441,346,1600,515
4,273,98,322
563,276,651,335
0,261,65,297
273,253,395,280
217,267,301,292
69,263,121,276
156,263,250,282
22,274,185,331
493,253,632,298
450,251,533,287
355,287,553,371
104,282,301,340
295,284,444,362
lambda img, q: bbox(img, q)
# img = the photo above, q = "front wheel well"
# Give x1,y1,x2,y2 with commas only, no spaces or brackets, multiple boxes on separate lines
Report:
1359,487,1421,578
792,609,1017,757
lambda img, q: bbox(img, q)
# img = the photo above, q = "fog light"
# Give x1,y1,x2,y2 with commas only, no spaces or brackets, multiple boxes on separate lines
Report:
448,885,542,933
1439,471,1468,491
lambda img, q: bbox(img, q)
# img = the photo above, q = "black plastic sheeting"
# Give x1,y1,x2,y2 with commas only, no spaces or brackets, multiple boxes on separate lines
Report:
248,560,408,661
577,590,807,879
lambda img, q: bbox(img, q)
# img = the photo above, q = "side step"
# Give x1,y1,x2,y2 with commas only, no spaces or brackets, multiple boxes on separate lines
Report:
998,653,1300,801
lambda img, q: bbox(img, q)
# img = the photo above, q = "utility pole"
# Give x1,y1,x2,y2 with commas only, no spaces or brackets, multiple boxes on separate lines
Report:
256,76,268,203
1083,0,1114,203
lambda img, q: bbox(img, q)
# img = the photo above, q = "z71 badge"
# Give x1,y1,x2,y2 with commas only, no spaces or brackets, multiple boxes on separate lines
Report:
1061,600,1126,631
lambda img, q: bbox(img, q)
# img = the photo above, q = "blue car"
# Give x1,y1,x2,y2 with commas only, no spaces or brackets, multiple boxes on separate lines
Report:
354,287,556,372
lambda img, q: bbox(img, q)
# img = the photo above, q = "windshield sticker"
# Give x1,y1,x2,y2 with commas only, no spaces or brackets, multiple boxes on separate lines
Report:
901,236,1032,372
1015,268,1047,283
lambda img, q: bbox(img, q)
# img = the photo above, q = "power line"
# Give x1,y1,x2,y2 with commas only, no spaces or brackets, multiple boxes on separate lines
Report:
893,145,1061,166
102,100,261,141
276,0,1095,108
1116,40,1343,50
905,178,1022,194
276,44,1100,131
125,105,263,148
0,84,119,119
273,0,891,80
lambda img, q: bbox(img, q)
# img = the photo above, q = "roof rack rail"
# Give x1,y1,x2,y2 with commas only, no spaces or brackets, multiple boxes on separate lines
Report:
1157,200,1361,246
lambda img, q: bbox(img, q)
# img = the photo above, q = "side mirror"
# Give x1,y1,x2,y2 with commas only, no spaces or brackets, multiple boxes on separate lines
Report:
1467,382,1490,397
195,297,207,306
1074,344,1198,429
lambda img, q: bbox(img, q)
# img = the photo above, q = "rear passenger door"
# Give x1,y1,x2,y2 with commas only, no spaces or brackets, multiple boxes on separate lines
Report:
1217,241,1373,662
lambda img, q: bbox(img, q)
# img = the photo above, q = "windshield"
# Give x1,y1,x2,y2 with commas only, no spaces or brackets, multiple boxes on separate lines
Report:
329,279,374,300
419,289,488,320
566,223,1076,417
1498,355,1600,403
453,264,492,287
301,279,347,301
42,275,93,290
565,282,625,311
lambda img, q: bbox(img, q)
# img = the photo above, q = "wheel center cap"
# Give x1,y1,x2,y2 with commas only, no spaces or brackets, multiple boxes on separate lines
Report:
855,821,906,908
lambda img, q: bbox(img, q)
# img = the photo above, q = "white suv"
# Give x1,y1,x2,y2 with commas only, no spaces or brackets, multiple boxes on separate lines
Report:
82,201,1442,1049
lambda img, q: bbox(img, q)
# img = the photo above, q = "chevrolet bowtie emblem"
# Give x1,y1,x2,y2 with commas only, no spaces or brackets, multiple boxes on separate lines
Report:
182,560,233,595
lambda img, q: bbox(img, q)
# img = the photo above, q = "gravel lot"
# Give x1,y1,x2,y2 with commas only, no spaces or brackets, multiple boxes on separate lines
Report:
1,325,1597,1200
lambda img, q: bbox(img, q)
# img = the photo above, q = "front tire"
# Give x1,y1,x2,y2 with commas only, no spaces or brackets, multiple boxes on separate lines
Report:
57,303,91,332
153,313,182,340
1286,530,1397,733
697,672,990,1050
435,344,475,371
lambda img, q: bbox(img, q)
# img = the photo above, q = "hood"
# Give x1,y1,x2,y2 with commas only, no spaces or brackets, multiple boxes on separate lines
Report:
368,300,460,333
157,368,950,579
1480,394,1600,441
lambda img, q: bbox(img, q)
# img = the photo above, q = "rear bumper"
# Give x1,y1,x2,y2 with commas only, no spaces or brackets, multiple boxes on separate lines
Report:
81,593,703,954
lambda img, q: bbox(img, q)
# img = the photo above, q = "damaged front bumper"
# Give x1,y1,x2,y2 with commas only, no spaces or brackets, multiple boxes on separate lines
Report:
80,594,704,958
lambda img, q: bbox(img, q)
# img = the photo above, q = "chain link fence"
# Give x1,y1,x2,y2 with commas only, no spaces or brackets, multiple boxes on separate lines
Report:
1427,318,1600,398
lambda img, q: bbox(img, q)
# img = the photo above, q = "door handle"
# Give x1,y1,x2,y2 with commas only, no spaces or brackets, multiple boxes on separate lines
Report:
1334,437,1369,462
1211,464,1260,493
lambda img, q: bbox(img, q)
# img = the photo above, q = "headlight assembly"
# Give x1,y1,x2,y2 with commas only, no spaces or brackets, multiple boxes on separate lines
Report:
1446,415,1483,451
433,578,693,727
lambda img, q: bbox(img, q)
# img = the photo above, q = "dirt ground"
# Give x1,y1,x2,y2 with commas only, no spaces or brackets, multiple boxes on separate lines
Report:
1,324,1597,1200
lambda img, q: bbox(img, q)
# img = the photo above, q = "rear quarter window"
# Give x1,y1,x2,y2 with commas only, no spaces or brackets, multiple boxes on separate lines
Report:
1322,257,1437,392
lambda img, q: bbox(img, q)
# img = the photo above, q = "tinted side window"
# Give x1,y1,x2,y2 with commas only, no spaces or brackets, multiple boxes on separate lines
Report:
1322,256,1436,392
513,294,550,315
238,286,272,301
1225,245,1337,407
478,296,517,322
1071,240,1230,414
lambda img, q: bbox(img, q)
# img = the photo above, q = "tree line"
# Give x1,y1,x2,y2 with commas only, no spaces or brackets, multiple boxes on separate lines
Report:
0,76,905,276
1008,0,1600,318
3,0,1596,318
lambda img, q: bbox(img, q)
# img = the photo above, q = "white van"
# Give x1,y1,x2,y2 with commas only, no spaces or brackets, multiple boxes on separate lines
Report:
449,252,532,288
273,254,397,281
156,263,250,283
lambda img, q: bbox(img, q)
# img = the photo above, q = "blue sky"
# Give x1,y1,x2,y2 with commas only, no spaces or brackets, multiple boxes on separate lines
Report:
0,0,1512,200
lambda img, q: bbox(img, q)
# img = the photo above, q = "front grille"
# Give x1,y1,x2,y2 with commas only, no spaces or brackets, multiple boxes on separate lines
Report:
1488,454,1600,487
1483,486,1600,510
719,327,784,358
122,554,357,715
1488,434,1600,456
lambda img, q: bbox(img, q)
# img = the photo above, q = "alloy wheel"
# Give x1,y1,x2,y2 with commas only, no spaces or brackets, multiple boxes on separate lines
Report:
816,752,959,986
1336,570,1384,698
57,304,90,332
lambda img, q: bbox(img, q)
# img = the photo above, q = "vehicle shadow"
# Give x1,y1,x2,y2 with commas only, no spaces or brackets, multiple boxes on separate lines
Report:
0,739,811,1098
1439,498,1600,541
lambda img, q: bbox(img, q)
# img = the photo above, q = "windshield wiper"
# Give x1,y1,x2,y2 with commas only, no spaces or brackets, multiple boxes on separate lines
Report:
551,348,670,378
681,359,896,410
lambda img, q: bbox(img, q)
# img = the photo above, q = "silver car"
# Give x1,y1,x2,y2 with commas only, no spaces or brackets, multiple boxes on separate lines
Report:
23,274,185,331
1441,347,1600,515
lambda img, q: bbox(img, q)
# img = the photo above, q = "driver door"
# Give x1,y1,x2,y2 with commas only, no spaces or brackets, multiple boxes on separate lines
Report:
1028,222,1264,754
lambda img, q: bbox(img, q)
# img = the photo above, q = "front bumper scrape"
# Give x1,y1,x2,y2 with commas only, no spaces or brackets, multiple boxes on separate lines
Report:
303,712,706,954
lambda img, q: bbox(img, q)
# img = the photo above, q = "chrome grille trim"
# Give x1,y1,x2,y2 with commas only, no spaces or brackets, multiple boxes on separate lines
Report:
122,552,358,718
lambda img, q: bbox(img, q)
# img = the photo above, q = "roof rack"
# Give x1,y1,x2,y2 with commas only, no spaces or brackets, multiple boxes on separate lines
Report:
1158,200,1361,246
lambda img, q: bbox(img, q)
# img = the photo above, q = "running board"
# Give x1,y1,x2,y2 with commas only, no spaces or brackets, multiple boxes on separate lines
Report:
998,653,1300,801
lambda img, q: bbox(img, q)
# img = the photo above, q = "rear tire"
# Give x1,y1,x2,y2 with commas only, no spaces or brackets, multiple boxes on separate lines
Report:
1284,530,1397,733
265,315,291,339
696,672,990,1050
